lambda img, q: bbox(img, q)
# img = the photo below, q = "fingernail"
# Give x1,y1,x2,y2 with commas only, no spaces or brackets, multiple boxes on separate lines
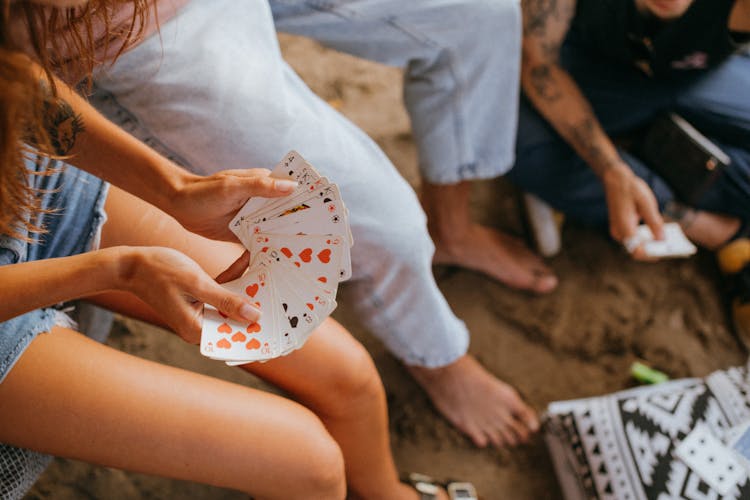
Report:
240,303,261,321
275,179,297,192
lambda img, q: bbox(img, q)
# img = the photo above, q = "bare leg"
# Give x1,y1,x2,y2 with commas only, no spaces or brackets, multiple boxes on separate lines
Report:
0,327,345,499
407,355,539,449
241,320,432,500
422,181,558,293
96,186,427,499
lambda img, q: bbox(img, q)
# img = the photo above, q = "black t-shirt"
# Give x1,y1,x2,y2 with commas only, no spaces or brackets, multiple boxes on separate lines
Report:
569,0,749,79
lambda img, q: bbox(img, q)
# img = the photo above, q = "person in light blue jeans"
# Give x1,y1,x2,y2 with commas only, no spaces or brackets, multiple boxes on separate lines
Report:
90,0,545,448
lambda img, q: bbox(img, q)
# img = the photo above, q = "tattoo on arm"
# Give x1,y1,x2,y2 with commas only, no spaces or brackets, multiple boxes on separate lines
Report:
529,63,563,102
521,0,575,102
522,0,558,37
43,98,85,156
565,116,618,174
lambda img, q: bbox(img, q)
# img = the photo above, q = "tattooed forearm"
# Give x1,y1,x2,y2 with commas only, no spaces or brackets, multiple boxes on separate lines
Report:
42,98,85,156
565,116,618,175
528,63,563,102
522,0,558,36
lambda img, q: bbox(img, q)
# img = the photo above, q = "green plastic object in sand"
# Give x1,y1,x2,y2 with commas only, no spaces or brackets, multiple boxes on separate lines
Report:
631,361,669,385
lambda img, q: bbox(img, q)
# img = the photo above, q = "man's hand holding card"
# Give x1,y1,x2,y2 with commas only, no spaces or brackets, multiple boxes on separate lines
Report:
200,151,353,364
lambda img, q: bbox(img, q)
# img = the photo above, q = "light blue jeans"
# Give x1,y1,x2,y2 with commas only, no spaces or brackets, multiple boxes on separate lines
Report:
91,0,521,367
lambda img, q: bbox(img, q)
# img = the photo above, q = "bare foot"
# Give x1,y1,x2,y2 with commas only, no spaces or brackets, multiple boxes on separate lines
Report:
422,181,557,294
407,355,540,448
434,223,558,293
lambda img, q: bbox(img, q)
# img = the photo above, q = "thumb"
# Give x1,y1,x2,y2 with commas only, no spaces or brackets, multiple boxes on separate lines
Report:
229,172,298,198
200,281,261,325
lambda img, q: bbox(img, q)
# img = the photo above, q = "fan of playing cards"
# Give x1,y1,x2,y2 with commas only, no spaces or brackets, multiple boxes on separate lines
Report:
200,151,353,364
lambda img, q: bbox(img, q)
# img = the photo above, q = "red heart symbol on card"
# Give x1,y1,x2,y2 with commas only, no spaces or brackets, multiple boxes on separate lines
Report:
306,303,314,311
246,284,259,297
217,323,232,333
299,248,312,263
247,323,261,334
318,276,327,283
294,262,301,268
246,338,261,350
317,249,331,263
217,338,231,349
232,332,246,342
281,247,293,258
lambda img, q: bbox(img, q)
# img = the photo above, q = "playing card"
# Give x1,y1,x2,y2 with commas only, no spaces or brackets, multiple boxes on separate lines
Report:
230,151,327,227
239,177,332,229
230,152,303,230
675,424,747,495
272,266,322,348
250,233,346,294
203,150,351,364
242,183,352,245
727,421,750,473
224,276,298,365
628,222,697,258
200,266,280,362
273,256,337,320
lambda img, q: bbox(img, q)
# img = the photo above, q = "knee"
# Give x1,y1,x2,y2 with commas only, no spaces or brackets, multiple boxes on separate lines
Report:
245,414,346,499
298,430,347,500
327,340,386,417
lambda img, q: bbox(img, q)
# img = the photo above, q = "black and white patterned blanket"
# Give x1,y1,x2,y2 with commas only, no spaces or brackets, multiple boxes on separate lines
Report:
545,364,750,499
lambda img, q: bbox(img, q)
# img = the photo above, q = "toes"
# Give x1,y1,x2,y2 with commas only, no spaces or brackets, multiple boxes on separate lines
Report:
531,270,558,293
507,414,532,444
468,426,489,448
498,420,519,447
514,403,541,434
486,426,506,448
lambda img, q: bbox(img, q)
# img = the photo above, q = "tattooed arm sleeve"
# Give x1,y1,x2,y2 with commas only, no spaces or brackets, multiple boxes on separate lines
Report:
520,0,624,177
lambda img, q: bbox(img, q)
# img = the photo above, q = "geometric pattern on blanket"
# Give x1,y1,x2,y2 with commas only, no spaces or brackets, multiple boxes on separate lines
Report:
544,364,750,500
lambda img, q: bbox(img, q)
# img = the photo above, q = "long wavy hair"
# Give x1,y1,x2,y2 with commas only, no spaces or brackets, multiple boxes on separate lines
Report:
0,0,150,240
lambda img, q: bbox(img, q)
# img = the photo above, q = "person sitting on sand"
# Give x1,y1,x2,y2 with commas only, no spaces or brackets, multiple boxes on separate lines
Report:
506,0,750,339
86,0,544,450
0,1,473,498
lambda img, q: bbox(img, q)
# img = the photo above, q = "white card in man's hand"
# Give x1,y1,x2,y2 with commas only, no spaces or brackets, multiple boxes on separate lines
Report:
632,222,697,258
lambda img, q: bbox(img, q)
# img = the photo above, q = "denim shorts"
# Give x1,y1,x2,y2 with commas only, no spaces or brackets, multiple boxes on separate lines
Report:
0,159,108,499
0,159,108,384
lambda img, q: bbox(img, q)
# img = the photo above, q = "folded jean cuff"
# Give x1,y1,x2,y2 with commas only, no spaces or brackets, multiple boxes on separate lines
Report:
421,158,513,185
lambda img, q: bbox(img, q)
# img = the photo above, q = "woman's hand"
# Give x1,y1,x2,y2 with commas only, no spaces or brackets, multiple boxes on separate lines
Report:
167,169,297,242
117,246,258,343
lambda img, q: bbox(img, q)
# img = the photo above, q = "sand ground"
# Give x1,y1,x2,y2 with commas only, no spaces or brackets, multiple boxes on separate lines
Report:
24,34,747,500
